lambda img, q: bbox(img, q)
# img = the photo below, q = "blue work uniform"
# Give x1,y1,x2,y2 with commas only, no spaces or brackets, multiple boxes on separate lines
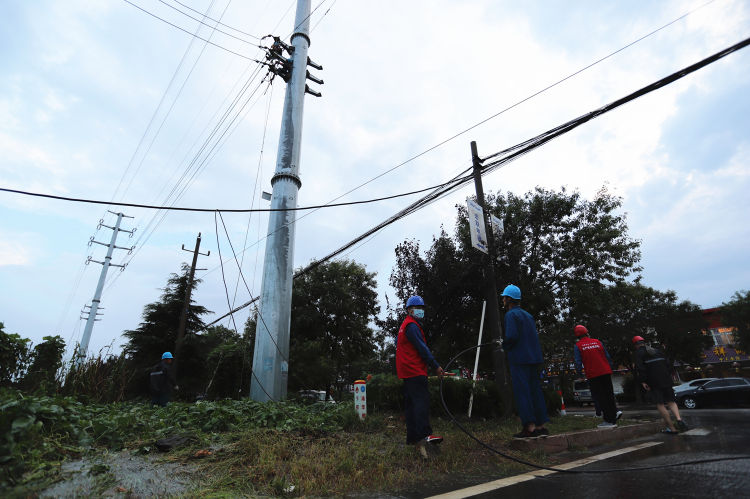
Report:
503,306,549,427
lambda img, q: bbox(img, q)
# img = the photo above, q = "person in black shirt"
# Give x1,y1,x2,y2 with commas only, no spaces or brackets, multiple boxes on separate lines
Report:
150,351,177,407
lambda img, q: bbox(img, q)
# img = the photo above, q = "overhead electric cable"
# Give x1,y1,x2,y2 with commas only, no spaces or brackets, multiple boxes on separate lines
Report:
311,0,337,32
300,0,720,201
119,1,244,204
171,0,262,39
121,0,266,62
197,33,750,327
156,0,262,43
214,211,287,363
0,176,473,213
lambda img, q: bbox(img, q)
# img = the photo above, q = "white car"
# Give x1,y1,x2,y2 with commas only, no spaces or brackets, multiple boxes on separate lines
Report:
673,378,716,394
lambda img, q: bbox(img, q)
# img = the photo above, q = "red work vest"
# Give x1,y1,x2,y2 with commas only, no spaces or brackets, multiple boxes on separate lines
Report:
396,315,428,379
577,336,613,379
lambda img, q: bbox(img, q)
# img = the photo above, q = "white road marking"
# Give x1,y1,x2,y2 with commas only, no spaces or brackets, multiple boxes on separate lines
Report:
681,428,712,436
425,441,663,499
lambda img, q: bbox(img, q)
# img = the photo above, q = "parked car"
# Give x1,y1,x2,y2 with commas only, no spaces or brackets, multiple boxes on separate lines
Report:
573,379,593,406
299,390,336,404
673,378,716,394
677,377,750,409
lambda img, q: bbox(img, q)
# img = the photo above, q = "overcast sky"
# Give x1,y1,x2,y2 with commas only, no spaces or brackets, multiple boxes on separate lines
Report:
1,0,749,358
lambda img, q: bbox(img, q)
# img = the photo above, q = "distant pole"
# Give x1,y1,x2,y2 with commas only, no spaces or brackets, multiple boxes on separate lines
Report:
251,0,322,402
174,232,209,373
470,140,511,415
76,211,134,362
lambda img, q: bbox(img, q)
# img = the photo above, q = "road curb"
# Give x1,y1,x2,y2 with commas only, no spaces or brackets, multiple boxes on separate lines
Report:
510,421,663,453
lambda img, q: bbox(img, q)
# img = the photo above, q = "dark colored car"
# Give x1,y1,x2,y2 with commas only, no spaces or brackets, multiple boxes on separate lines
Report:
678,377,750,409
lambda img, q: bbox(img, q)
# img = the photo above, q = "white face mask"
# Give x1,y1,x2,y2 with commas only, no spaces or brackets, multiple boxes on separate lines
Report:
413,309,425,319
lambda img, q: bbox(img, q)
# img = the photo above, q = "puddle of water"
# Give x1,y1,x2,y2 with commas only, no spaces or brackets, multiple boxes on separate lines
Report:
40,450,196,498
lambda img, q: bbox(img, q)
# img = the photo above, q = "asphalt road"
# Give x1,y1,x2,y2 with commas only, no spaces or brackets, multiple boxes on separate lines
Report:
433,408,750,499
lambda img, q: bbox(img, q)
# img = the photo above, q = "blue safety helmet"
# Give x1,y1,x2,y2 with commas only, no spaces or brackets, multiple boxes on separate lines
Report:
500,285,521,300
405,295,425,308
162,351,173,359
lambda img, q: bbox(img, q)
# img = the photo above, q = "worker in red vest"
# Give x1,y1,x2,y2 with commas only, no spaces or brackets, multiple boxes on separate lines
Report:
573,325,622,427
396,295,444,458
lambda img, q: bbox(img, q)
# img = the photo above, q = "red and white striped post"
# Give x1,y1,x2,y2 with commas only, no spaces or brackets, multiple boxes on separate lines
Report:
558,390,567,416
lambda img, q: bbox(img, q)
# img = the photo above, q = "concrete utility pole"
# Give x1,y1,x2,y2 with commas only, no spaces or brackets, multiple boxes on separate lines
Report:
470,141,512,415
251,0,322,401
174,232,210,373
76,211,134,362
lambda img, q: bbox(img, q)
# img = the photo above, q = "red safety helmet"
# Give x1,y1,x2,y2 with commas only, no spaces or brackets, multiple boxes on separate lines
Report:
632,335,645,344
574,325,588,337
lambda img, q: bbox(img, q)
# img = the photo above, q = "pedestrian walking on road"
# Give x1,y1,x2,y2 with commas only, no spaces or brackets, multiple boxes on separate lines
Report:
632,336,688,434
500,285,550,438
150,351,177,407
573,325,622,428
396,295,444,458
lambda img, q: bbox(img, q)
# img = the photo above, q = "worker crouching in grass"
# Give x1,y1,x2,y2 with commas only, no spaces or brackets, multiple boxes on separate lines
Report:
396,295,445,458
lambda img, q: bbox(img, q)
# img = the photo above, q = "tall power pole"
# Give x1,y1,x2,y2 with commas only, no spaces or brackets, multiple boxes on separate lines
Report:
251,0,322,401
174,232,209,374
76,211,134,361
470,141,512,416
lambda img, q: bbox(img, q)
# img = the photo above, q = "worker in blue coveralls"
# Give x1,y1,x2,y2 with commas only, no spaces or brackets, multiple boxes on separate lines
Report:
500,285,549,438
396,295,445,458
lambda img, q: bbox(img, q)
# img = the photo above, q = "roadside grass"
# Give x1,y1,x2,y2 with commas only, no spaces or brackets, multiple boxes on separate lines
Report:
171,413,615,497
1,388,637,497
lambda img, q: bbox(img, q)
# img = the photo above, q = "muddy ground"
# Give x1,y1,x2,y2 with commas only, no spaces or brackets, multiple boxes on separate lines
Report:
40,451,197,498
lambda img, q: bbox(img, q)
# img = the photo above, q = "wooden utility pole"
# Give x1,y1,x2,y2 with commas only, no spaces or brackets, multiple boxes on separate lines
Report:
174,232,209,373
470,140,512,416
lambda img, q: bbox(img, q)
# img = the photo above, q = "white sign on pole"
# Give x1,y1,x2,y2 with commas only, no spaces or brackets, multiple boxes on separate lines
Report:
490,214,504,237
467,200,488,254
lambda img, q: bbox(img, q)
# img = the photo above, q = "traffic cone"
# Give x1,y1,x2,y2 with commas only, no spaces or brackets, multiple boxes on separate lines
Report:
558,390,567,416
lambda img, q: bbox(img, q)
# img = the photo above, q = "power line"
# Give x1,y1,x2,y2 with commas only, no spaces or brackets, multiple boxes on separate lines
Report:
198,33,750,327
121,0,266,62
311,0,337,33
158,0,262,41
0,176,474,213
302,0,720,204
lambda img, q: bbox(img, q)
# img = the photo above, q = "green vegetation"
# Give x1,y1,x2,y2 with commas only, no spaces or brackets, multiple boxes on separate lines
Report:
1,388,613,497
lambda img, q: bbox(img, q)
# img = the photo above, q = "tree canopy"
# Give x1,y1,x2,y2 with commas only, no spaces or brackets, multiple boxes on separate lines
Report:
287,260,381,394
722,290,750,352
383,186,708,381
122,264,212,397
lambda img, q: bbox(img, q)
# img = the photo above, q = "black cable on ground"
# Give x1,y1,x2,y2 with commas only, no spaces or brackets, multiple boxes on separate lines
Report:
439,342,750,473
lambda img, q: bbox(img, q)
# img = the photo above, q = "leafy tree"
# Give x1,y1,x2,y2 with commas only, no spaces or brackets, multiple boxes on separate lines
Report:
22,335,66,394
722,290,750,352
0,322,32,387
568,282,709,375
122,264,211,398
203,324,253,399
287,260,381,394
384,187,643,378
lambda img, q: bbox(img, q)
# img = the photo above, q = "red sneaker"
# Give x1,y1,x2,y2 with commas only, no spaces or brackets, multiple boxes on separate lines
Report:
425,435,443,444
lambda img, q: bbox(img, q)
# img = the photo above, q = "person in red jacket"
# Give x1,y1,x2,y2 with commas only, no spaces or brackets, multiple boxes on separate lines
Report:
396,295,444,458
573,325,622,427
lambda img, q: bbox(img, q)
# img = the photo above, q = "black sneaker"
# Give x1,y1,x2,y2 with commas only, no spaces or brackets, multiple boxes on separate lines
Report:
425,435,443,444
533,428,549,437
513,429,536,439
676,420,688,432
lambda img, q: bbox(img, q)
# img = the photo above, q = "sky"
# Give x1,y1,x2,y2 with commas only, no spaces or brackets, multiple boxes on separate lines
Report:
1,0,749,359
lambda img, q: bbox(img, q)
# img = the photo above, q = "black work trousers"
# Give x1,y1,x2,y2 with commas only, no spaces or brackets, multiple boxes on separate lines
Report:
588,374,618,423
403,375,432,444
